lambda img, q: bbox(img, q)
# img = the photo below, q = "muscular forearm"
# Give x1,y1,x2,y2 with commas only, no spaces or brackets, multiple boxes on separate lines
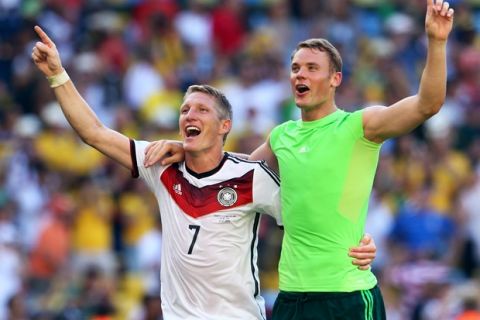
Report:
417,39,448,116
362,0,453,142
33,26,132,169
52,76,105,147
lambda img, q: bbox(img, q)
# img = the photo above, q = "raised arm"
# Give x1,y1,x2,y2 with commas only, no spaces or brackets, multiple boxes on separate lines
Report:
31,26,132,169
362,0,454,144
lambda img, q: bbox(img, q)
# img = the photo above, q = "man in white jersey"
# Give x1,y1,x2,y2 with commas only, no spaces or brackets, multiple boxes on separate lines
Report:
31,26,376,319
130,85,284,318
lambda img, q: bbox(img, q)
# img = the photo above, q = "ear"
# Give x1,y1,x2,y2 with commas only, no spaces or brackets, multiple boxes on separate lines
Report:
219,119,232,135
330,71,342,88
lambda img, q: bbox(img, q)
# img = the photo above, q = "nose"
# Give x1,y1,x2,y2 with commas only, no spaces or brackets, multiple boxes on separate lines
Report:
294,67,306,79
184,108,197,120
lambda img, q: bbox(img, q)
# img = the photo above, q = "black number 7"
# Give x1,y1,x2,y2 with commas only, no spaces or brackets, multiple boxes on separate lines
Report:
188,225,200,254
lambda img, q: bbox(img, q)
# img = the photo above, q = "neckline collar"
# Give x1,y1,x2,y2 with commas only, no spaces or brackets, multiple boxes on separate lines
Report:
298,109,343,128
185,152,228,179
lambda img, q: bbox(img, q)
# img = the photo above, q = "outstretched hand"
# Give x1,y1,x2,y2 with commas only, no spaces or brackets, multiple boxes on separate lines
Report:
349,233,376,271
144,140,185,167
425,0,454,41
31,25,64,77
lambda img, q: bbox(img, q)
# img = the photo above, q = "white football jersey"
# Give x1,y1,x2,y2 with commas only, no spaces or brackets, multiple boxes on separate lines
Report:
131,140,282,320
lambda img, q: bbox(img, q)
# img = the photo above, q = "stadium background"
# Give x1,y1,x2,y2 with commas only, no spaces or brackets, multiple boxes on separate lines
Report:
1,0,480,319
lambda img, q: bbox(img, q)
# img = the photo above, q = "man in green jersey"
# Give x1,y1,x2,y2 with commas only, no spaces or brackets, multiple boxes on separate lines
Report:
145,0,454,318
248,0,454,318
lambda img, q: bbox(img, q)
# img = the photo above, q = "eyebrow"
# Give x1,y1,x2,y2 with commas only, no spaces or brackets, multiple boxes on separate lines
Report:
291,62,320,68
181,102,211,109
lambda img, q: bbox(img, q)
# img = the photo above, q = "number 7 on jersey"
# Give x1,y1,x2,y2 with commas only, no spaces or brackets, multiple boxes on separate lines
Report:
188,225,200,254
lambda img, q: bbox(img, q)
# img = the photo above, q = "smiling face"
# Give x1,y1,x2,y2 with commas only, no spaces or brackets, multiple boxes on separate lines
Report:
290,48,342,115
179,91,231,154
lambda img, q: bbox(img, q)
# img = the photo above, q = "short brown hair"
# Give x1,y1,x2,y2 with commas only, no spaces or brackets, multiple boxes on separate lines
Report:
291,38,343,74
184,84,232,120
184,84,232,143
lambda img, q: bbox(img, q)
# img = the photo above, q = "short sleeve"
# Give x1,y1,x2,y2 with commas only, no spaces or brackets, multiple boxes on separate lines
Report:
252,162,282,225
131,139,166,192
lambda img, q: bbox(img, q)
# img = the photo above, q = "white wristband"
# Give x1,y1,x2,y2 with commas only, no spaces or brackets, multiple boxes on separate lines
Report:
47,69,70,88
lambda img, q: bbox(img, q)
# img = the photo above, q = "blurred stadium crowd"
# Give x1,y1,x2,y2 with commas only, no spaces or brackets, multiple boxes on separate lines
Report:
1,0,480,319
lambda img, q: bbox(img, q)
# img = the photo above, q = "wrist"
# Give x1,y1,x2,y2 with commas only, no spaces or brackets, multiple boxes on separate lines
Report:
47,69,70,88
427,36,448,45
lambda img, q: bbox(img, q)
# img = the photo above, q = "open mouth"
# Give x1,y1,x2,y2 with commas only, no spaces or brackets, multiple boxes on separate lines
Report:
185,126,201,138
296,84,310,94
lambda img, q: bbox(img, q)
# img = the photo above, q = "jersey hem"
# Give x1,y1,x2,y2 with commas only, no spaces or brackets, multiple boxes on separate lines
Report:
279,279,378,293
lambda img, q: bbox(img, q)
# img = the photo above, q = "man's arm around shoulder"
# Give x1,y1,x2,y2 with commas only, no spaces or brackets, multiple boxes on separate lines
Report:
250,135,279,174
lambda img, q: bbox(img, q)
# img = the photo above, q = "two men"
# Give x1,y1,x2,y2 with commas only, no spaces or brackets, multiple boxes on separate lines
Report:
31,26,375,319
146,0,455,319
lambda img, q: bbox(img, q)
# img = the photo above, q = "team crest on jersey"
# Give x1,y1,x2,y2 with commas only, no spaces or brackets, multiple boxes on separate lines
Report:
217,187,237,207
173,183,182,195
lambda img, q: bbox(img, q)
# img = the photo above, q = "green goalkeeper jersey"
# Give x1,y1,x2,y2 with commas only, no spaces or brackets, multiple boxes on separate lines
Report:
270,109,381,292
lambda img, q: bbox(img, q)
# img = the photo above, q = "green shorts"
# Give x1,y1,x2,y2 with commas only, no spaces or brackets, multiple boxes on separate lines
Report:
271,285,386,320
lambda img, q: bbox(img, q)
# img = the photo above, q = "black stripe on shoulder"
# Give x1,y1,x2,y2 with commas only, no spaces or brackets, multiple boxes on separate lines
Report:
130,139,139,178
227,155,241,164
226,153,280,185
226,154,268,166
225,153,255,163
258,162,280,185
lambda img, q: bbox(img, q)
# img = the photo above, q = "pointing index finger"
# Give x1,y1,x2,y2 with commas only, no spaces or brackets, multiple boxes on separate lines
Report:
34,25,53,48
